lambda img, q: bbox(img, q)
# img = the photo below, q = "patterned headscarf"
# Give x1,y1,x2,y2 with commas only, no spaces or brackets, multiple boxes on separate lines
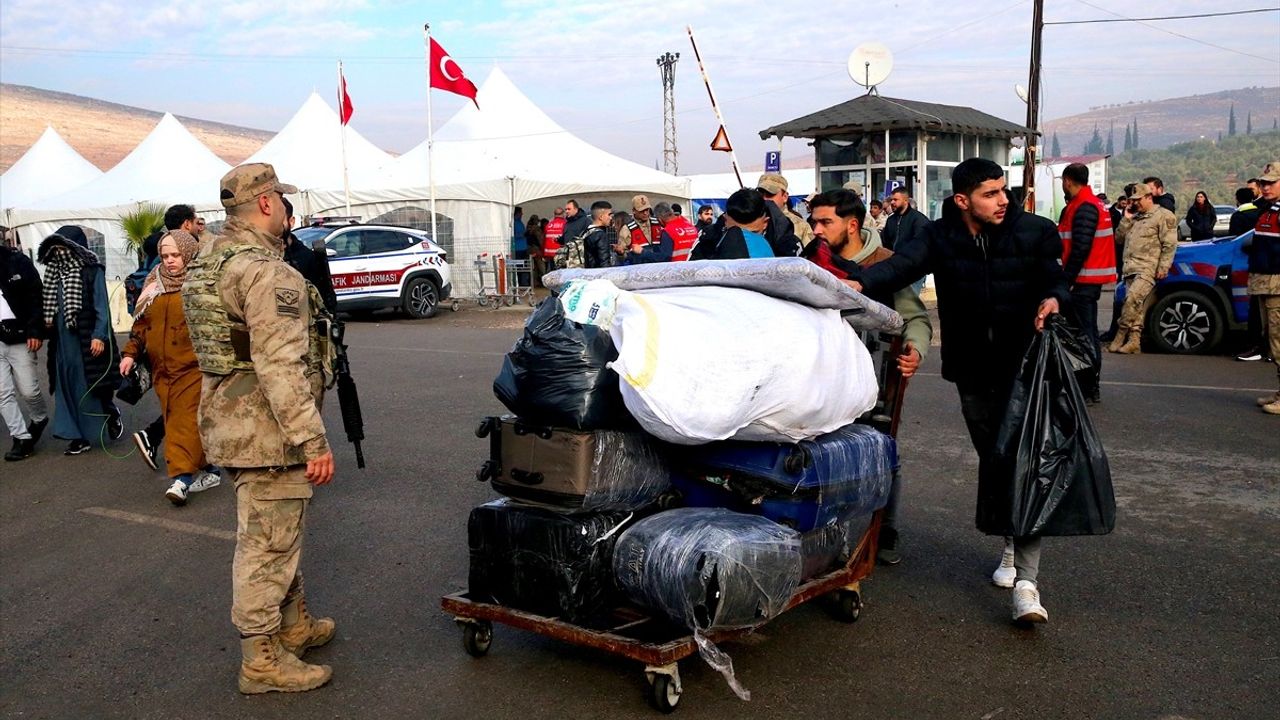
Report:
134,230,199,316
37,227,100,329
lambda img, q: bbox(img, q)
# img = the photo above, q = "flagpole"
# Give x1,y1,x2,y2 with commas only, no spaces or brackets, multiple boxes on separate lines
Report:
423,23,438,248
687,26,743,188
338,60,352,215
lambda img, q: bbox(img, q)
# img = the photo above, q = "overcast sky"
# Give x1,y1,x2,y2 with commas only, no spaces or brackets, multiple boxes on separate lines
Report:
2,0,1277,174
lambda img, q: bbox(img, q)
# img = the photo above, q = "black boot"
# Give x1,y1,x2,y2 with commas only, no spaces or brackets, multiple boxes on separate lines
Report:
5,438,35,462
27,417,48,444
876,526,902,566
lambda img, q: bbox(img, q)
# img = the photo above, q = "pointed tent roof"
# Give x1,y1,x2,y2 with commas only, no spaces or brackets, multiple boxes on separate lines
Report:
246,93,394,192
393,68,687,201
1,126,104,209
25,113,231,210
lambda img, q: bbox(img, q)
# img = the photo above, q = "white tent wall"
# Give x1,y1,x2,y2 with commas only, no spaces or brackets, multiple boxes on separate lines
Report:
0,126,104,210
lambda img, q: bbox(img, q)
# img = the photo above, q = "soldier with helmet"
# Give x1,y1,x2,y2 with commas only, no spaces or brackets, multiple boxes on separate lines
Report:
183,163,337,694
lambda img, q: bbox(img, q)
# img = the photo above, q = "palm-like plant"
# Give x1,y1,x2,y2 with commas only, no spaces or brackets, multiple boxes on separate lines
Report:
119,203,167,266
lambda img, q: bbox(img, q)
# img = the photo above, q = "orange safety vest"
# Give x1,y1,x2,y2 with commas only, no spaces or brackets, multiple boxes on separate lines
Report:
543,217,565,259
663,216,699,262
1058,186,1117,284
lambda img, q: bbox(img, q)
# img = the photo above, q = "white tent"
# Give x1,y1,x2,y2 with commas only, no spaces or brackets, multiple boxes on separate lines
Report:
246,93,394,193
23,113,230,212
392,68,689,204
0,126,104,210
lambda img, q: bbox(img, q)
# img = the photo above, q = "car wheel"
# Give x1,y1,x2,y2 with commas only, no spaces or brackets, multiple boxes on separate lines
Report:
403,277,440,319
1148,289,1225,355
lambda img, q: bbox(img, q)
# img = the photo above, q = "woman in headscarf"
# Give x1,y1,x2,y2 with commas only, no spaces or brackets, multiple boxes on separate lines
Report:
120,230,220,506
37,226,121,455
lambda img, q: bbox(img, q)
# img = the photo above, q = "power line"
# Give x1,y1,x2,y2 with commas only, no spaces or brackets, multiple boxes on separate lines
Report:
1046,7,1279,24
1064,1,1280,63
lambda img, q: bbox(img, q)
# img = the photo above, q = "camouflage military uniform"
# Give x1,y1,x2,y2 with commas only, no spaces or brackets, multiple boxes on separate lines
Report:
783,206,815,248
1115,205,1177,334
187,213,329,637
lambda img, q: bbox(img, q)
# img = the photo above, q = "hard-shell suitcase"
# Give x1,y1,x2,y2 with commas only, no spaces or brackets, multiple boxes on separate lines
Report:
475,415,670,512
467,499,634,622
799,511,874,580
670,423,897,531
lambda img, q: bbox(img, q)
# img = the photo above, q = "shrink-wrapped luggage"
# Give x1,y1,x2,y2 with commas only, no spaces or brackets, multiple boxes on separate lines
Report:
476,415,670,512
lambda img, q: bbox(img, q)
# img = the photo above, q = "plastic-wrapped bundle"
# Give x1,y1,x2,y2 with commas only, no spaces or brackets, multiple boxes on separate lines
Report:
614,508,802,700
478,415,671,512
468,499,636,622
607,285,880,444
800,511,875,580
492,297,630,430
543,257,903,333
670,423,897,532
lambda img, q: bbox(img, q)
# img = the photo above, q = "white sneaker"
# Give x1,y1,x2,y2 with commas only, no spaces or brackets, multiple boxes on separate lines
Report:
992,541,1016,588
1012,580,1048,624
188,469,222,494
165,479,189,506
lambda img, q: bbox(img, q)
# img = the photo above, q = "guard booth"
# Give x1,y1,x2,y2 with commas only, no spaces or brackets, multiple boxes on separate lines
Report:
760,95,1033,219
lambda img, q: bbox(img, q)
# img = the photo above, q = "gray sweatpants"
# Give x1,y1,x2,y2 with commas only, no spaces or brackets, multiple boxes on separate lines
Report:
0,342,49,440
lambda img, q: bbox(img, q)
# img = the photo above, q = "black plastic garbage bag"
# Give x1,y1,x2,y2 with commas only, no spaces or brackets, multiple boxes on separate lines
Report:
493,296,630,429
989,315,1116,537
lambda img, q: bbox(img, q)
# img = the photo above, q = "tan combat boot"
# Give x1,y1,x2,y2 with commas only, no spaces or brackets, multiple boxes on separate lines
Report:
1263,398,1280,416
239,634,332,694
1116,331,1143,354
1106,330,1128,353
1256,391,1280,407
277,595,336,658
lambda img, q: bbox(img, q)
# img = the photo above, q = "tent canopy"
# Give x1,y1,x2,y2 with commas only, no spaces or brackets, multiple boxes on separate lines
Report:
0,126,104,210
24,113,230,211
247,93,394,193
392,68,688,203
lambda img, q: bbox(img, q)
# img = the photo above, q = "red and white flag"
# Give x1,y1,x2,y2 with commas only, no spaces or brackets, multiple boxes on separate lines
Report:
429,37,479,108
338,65,354,125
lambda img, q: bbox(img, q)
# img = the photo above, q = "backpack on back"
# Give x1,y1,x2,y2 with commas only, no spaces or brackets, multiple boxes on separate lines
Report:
125,257,159,315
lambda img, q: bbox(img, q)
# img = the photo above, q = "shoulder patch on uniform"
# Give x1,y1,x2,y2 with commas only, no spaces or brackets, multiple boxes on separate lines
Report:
275,287,301,317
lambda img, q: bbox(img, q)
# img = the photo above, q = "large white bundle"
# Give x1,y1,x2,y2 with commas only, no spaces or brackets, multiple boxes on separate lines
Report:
606,286,879,445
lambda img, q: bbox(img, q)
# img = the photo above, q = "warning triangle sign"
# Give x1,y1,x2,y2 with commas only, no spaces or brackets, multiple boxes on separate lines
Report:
710,125,733,152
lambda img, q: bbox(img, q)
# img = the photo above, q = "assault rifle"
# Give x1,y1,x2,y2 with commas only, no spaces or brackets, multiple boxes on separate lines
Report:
311,237,366,468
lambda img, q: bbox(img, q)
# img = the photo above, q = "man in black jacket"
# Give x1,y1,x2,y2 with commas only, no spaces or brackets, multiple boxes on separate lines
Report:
280,198,338,315
0,244,51,461
882,186,930,252
1144,176,1175,214
851,158,1069,626
582,201,616,269
560,199,591,253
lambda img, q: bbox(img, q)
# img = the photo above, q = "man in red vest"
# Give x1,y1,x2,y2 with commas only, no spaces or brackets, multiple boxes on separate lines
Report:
657,203,699,262
1058,163,1116,404
543,207,565,270
624,195,663,250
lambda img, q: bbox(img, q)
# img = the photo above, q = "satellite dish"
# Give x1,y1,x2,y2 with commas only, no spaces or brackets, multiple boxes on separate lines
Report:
848,43,894,89
1015,84,1030,103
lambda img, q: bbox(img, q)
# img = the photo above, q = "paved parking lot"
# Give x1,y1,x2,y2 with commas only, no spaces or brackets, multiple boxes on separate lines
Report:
1,305,1277,720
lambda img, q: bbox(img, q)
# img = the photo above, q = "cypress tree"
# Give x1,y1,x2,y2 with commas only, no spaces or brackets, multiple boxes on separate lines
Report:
1051,132,1061,157
1132,119,1139,149
1123,124,1132,151
1106,122,1115,155
1228,103,1237,136
1246,111,1252,135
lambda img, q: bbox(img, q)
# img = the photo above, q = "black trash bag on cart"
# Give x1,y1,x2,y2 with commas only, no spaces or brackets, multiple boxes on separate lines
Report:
988,315,1116,537
493,296,631,430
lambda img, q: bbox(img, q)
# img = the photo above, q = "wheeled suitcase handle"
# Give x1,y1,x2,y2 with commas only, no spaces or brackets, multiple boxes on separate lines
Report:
476,417,498,438
510,468,545,485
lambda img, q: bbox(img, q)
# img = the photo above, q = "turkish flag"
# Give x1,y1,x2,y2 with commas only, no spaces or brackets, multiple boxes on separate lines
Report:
429,38,479,108
338,67,354,125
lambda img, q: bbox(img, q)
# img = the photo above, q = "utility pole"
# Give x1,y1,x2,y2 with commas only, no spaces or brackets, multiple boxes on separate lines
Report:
1022,0,1044,213
657,51,679,175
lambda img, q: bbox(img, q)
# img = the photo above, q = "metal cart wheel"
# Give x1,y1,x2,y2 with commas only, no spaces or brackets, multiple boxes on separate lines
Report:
477,297,490,307
450,300,461,312
646,668,682,713
829,589,862,623
503,296,515,307
461,620,493,657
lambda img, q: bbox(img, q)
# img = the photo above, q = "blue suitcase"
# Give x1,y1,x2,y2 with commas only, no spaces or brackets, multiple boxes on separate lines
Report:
670,423,897,532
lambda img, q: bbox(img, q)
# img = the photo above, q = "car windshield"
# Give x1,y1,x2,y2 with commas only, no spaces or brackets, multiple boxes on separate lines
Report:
294,226,336,245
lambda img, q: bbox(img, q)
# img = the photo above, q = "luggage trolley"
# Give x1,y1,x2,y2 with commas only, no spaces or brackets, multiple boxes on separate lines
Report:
473,253,536,308
441,332,909,712
502,257,536,306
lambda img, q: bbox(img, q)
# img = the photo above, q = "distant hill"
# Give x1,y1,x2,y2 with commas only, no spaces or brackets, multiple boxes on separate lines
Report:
0,84,275,172
1044,87,1280,156
1106,130,1280,211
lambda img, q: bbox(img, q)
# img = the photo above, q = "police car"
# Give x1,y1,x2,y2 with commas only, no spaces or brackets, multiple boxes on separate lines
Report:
1115,230,1250,354
293,222,453,318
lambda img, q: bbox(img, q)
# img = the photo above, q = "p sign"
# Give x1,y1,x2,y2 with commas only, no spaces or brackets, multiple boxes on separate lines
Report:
765,151,780,174
883,179,902,198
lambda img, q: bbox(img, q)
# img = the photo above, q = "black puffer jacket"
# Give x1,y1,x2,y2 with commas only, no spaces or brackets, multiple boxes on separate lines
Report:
0,246,45,343
859,196,1069,388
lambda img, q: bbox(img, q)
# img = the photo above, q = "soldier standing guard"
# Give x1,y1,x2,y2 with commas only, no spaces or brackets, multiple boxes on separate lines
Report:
183,163,338,694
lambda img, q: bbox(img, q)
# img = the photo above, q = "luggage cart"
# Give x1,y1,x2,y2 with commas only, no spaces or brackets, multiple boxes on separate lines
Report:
472,253,511,308
441,512,879,713
503,258,536,306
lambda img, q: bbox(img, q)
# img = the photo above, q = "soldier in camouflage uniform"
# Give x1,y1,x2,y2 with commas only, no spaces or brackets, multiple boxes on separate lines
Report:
1109,181,1177,354
183,163,337,694
757,173,815,248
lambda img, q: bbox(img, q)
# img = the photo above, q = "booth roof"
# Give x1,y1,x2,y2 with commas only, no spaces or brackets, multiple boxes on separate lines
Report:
760,94,1033,141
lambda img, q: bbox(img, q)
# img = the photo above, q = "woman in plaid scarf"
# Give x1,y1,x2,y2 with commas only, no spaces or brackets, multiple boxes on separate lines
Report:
36,226,121,455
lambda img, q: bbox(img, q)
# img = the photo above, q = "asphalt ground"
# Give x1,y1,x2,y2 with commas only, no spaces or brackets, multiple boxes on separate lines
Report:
1,299,1277,720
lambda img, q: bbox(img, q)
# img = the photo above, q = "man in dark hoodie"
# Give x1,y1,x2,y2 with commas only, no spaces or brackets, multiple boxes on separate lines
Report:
851,158,1069,626
560,199,591,252
280,198,338,315
1,242,51,461
37,226,122,455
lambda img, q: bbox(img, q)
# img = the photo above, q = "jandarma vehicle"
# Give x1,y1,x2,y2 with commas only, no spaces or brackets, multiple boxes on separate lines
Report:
294,223,453,319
